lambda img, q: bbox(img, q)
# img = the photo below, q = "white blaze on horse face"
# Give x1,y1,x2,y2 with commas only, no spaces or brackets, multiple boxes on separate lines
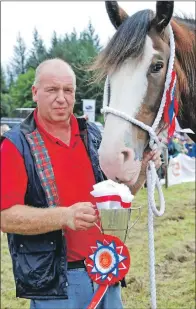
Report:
99,36,157,185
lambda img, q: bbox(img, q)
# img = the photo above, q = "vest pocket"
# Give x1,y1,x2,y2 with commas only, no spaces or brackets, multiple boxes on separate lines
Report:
15,236,58,291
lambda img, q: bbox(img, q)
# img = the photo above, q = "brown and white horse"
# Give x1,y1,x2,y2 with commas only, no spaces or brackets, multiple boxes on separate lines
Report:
92,1,195,186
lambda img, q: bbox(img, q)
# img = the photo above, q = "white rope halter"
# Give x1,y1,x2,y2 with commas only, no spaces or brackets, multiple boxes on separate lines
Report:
101,24,175,309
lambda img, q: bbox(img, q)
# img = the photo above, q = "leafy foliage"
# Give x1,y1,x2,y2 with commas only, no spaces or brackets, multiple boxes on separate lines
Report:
26,28,48,69
6,65,14,88
1,94,12,117
12,33,27,76
1,66,7,94
9,68,36,114
1,22,104,121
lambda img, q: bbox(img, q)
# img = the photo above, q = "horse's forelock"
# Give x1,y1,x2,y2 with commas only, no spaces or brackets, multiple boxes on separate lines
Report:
91,9,154,80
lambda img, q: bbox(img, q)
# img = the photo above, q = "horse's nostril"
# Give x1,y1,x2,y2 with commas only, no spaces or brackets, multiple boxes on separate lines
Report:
121,150,130,163
115,177,121,183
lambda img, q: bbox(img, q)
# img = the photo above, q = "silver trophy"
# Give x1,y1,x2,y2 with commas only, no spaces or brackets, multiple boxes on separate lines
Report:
99,208,132,243
92,180,141,243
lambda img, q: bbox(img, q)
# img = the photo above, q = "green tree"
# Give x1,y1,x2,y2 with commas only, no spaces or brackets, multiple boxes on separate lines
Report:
1,93,13,117
1,66,12,117
51,31,58,48
48,32,67,59
26,28,48,69
6,65,14,88
9,68,36,113
1,66,7,93
74,22,104,117
12,32,27,76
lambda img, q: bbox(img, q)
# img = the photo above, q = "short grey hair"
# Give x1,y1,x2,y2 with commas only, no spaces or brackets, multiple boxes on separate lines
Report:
33,58,76,88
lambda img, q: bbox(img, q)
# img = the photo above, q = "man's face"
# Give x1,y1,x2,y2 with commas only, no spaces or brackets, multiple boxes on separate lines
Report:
32,66,76,123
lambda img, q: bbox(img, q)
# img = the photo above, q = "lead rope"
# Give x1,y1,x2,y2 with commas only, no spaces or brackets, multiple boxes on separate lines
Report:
101,24,175,309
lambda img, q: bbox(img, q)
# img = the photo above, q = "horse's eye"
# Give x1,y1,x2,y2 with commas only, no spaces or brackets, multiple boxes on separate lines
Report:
150,61,164,73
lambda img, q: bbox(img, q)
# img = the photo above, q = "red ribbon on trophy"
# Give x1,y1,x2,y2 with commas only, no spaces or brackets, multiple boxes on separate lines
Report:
85,234,131,309
95,195,132,209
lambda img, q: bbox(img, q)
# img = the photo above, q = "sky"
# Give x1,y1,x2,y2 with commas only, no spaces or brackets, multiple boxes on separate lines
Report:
1,1,195,68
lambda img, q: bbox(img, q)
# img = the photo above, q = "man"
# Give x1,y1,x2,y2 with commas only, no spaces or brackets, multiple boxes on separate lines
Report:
1,124,10,135
1,58,161,309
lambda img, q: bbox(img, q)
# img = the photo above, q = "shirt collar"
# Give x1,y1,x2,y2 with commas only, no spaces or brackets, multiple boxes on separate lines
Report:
34,108,79,146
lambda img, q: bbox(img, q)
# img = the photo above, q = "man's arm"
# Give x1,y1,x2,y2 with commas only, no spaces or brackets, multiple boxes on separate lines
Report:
1,205,64,235
1,202,98,235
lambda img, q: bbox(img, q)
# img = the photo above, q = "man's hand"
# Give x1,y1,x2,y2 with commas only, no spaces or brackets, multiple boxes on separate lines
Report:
141,149,162,172
128,149,163,195
62,202,98,231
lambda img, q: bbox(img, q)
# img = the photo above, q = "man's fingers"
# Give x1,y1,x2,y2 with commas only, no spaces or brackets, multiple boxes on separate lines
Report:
152,154,159,161
75,220,95,230
80,213,98,223
144,151,154,159
83,202,96,208
151,149,161,159
154,157,162,169
82,208,96,217
82,203,96,213
142,149,162,171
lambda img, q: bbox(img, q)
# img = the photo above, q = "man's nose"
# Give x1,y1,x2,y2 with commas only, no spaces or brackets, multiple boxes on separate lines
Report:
56,90,66,103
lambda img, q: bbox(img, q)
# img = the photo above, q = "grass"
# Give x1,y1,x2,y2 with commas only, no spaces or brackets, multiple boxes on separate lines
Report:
1,182,195,309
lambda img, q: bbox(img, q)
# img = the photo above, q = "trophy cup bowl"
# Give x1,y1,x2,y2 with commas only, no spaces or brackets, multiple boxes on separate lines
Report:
99,208,131,243
91,179,134,243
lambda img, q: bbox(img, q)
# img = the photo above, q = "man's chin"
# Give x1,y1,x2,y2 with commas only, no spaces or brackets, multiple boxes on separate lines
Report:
52,114,71,122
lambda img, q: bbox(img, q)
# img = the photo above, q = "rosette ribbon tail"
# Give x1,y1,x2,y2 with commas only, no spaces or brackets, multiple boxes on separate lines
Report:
86,285,109,309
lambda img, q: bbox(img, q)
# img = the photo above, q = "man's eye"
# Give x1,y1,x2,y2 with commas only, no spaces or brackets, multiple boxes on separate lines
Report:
48,88,55,92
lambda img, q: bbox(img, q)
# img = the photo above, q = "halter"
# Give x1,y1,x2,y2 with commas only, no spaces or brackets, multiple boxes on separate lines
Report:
101,24,176,309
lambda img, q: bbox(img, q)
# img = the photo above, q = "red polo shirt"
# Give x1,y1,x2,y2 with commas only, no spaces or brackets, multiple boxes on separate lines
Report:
1,111,101,261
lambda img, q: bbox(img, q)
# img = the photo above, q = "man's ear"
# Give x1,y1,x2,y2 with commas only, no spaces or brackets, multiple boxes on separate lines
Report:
32,85,38,102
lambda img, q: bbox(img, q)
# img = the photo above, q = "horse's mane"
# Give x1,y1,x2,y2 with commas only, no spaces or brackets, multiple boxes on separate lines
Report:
172,15,196,129
175,15,195,29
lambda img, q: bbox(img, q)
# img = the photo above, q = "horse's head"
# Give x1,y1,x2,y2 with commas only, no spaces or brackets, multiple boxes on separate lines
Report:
96,1,174,186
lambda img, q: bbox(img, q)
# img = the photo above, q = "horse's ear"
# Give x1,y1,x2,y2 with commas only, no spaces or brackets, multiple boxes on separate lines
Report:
152,1,174,32
105,1,128,29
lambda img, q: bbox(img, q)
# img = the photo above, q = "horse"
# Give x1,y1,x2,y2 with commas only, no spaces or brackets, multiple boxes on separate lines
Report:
91,1,196,186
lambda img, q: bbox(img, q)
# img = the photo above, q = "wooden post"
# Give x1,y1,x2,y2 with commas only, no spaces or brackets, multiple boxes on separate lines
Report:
164,148,169,188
